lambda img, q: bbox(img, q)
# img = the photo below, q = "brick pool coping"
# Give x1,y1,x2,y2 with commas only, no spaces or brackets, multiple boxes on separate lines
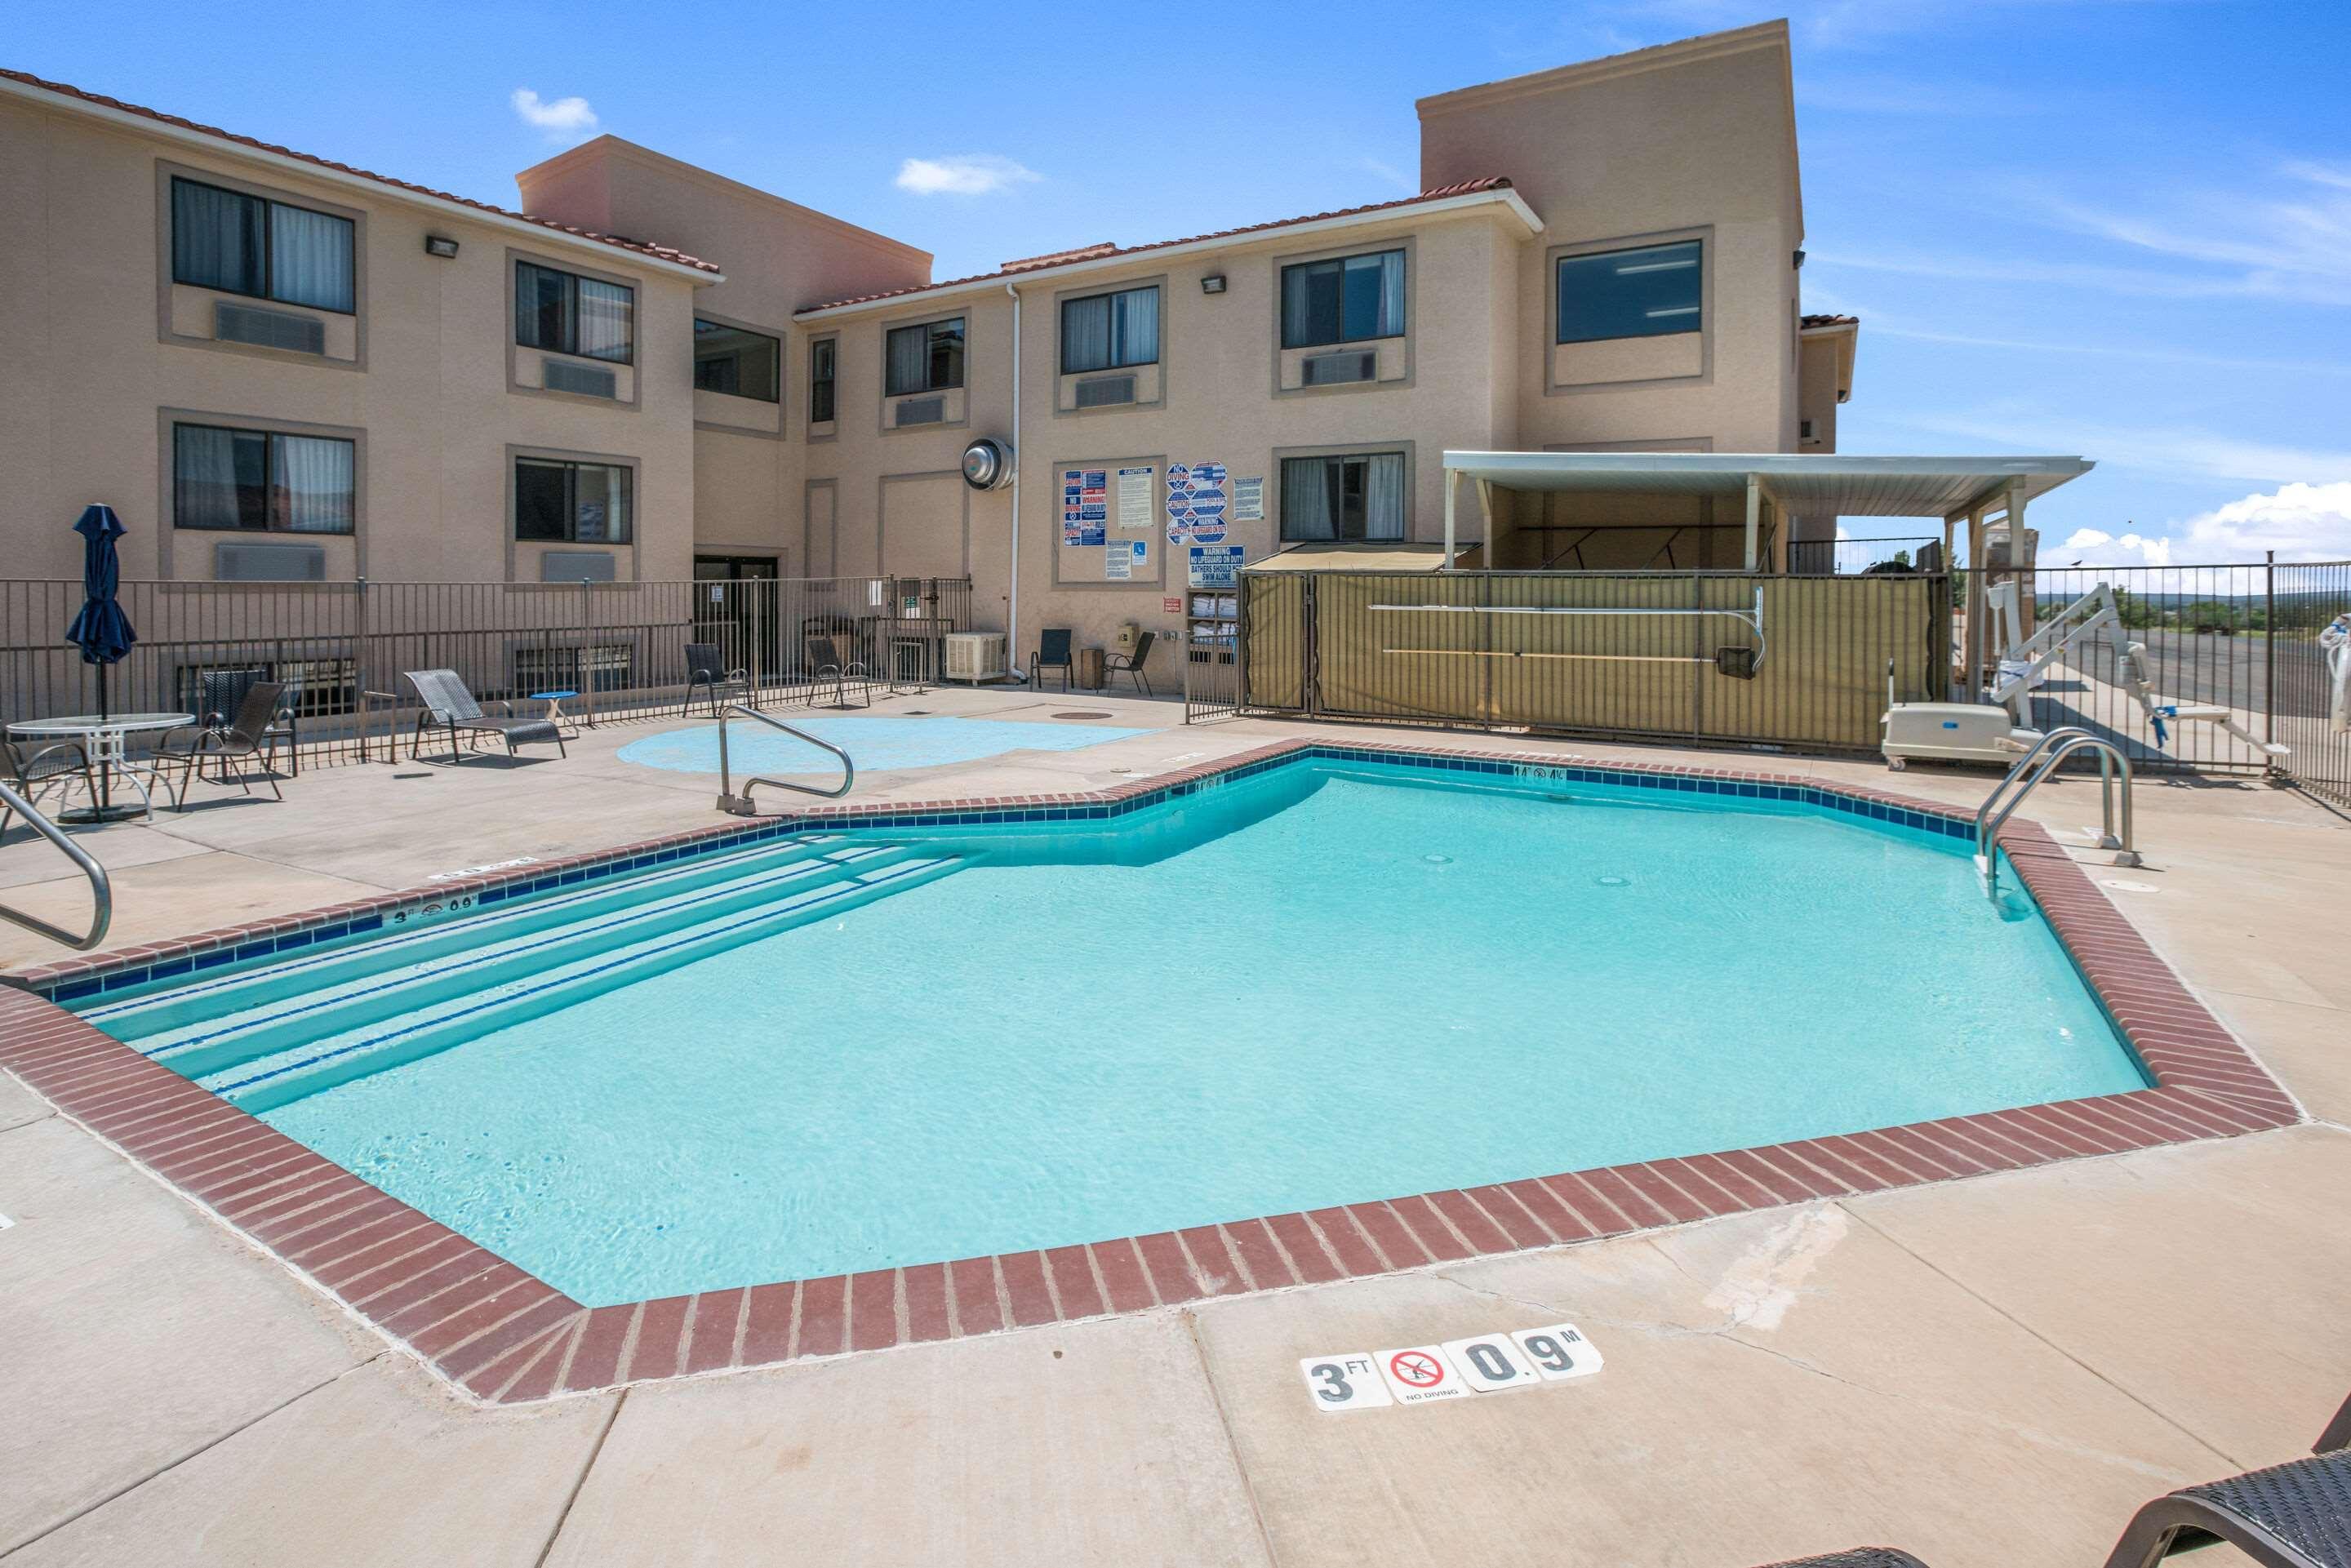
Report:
0,738,2301,1405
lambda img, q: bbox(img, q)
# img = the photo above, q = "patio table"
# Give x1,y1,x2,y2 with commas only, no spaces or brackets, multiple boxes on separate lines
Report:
7,712,194,824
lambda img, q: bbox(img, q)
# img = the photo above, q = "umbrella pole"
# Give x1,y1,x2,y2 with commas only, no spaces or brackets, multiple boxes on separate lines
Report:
96,661,112,811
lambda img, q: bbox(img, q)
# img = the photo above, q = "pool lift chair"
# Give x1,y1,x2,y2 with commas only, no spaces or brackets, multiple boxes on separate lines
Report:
1882,581,2289,771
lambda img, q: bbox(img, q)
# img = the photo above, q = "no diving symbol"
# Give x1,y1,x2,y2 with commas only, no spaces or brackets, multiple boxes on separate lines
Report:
1389,1350,1444,1388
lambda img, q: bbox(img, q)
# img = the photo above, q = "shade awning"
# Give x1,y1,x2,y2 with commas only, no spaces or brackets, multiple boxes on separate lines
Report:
1442,451,2092,517
1252,540,1482,572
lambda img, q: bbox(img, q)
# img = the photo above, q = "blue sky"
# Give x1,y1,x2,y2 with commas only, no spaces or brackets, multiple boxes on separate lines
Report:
16,0,2349,564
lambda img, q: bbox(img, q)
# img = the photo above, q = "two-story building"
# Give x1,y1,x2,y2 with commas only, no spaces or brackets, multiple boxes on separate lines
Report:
1,19,1859,689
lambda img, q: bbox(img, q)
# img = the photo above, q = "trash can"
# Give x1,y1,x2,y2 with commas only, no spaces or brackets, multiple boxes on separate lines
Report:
1077,646,1107,690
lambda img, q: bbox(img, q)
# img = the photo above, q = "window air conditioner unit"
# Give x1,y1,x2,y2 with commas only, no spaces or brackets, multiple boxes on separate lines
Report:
543,358,619,398
896,395,946,426
215,301,326,356
1073,374,1136,408
215,542,327,581
944,631,1007,684
1301,349,1376,386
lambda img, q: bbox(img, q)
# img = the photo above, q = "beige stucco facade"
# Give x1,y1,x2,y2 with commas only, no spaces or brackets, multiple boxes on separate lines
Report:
1,18,1855,691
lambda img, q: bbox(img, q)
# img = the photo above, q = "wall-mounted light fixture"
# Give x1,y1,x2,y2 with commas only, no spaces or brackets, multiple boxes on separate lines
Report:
1199,273,1227,295
424,235,460,260
1791,249,1806,269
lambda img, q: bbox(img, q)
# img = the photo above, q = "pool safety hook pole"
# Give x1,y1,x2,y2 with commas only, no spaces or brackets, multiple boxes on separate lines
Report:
1367,586,1768,672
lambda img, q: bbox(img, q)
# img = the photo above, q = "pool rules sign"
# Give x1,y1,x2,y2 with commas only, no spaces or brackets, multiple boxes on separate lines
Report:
1300,1323,1602,1413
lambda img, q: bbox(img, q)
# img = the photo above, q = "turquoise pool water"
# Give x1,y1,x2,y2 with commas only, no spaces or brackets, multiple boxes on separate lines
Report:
91,760,2143,1306
617,713,1149,774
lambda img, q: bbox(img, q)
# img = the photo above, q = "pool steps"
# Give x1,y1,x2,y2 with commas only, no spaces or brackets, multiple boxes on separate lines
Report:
90,835,966,1111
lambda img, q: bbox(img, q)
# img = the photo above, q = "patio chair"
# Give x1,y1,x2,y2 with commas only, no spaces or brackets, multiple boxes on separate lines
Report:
1,737,99,837
802,636,871,710
403,669,567,765
1104,631,1157,697
683,642,752,717
195,669,300,777
1754,1552,1931,1567
154,681,287,806
1033,628,1075,691
2101,1388,2351,1568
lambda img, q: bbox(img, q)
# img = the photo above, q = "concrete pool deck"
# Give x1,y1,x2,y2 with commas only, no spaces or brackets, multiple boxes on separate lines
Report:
2,688,2347,1566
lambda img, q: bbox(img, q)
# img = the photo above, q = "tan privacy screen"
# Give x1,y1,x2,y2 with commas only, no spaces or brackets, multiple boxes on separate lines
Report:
1242,570,1940,752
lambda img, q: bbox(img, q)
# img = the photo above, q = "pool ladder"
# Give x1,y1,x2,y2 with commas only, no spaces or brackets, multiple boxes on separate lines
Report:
0,780,112,949
1974,726,2139,899
714,703,855,815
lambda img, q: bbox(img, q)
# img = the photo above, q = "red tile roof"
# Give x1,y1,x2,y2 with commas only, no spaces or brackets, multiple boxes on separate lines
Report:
1800,313,1860,328
0,68,722,275
799,176,1520,313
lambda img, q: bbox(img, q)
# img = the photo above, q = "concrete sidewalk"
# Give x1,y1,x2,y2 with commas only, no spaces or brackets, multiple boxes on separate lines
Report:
4,692,2345,1566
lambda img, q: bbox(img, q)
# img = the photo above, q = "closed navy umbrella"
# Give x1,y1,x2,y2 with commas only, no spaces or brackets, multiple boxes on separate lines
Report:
63,504,138,811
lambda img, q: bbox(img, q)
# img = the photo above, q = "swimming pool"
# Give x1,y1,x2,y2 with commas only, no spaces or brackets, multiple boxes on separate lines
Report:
617,713,1149,775
75,751,2147,1309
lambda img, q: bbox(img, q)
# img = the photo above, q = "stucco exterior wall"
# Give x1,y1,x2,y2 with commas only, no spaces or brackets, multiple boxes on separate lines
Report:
0,96,702,586
1416,22,1803,459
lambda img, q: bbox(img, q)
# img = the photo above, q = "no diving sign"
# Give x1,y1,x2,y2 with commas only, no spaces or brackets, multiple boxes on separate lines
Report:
1300,1323,1601,1413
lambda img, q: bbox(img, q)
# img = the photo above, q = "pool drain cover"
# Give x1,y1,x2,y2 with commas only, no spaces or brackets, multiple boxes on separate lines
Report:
1597,874,1633,887
1053,711,1115,719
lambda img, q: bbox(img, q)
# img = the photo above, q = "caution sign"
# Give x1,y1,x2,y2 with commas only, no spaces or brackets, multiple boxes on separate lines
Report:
1374,1344,1466,1405
1297,1353,1392,1412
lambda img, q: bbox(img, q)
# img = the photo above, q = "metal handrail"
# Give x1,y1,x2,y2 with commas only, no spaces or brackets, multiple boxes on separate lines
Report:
714,702,853,815
0,780,113,949
1975,729,2138,899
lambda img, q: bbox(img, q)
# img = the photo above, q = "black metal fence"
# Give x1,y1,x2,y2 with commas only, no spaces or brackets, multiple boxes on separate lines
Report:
0,575,976,768
1240,568,1949,754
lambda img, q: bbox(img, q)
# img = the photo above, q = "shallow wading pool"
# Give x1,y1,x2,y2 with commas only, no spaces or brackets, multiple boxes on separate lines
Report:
71,755,2144,1308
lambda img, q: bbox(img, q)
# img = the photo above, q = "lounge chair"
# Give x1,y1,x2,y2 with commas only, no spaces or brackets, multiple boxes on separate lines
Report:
683,642,751,717
194,668,300,777
802,636,870,710
404,669,567,764
155,681,287,805
2101,1389,2351,1567
1033,628,1075,691
1104,630,1157,696
1,737,98,836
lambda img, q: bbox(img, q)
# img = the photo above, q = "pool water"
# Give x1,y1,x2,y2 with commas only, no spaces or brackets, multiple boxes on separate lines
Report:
90,761,2143,1306
617,713,1149,774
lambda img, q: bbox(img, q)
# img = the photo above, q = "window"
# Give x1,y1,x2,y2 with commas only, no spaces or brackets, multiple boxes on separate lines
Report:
1280,249,1404,349
883,317,964,397
1060,286,1159,374
1280,452,1406,541
171,177,355,313
1556,239,1702,344
514,457,633,543
810,339,838,424
172,423,354,534
514,261,635,363
693,319,780,402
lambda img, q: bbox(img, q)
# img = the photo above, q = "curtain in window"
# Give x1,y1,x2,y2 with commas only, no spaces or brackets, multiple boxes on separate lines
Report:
174,425,250,529
269,205,354,312
1377,252,1405,339
1062,295,1111,373
1364,452,1406,540
886,324,927,395
1114,287,1158,366
171,180,264,296
1281,458,1335,540
574,279,633,362
273,435,354,533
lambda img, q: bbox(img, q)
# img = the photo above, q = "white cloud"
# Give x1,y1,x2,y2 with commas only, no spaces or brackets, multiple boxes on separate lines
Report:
1904,409,2351,487
893,154,1040,197
1358,158,1416,191
511,88,598,144
2054,483,2351,571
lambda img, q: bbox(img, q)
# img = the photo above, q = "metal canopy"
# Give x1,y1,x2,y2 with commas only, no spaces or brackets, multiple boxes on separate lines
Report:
1441,451,2093,517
